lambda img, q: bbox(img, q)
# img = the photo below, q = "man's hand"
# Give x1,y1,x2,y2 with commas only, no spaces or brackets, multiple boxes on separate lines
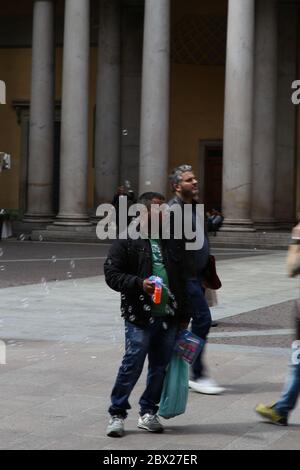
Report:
143,279,155,295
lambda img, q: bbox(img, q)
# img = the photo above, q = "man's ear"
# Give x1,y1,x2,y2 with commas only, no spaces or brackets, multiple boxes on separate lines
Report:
174,183,181,194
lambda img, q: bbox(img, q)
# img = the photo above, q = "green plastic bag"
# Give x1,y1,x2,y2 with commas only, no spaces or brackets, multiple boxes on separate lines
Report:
158,353,189,419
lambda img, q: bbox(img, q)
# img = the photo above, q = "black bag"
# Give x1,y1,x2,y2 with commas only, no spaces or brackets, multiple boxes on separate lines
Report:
203,255,222,290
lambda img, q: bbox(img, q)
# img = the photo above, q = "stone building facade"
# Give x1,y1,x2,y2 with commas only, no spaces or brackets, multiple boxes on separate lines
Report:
0,0,299,235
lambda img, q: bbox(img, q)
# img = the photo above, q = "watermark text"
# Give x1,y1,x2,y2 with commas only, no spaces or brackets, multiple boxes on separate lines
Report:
96,201,205,250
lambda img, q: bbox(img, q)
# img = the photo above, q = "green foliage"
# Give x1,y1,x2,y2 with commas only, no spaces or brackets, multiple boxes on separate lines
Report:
0,209,23,221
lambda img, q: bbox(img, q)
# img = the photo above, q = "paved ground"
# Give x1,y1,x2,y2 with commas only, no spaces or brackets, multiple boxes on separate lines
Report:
0,242,300,450
0,240,275,288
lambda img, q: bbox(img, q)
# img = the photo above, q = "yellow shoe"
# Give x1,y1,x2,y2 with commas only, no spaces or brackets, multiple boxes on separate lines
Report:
255,404,288,426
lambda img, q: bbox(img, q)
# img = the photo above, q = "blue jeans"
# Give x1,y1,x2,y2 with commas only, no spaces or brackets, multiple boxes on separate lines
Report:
186,280,212,380
109,319,177,418
274,361,300,419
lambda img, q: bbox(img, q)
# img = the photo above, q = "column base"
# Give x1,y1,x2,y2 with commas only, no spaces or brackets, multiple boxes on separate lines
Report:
53,213,92,227
219,218,256,232
23,213,55,224
253,219,278,231
272,219,296,230
90,216,101,225
89,207,101,225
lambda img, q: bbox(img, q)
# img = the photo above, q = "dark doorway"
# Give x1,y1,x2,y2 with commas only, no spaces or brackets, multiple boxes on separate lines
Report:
204,145,223,213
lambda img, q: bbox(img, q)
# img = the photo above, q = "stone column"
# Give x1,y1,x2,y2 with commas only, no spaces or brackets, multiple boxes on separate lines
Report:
221,0,255,231
275,4,297,228
94,0,121,206
24,0,54,222
252,0,278,229
139,0,170,195
54,0,90,226
120,5,143,194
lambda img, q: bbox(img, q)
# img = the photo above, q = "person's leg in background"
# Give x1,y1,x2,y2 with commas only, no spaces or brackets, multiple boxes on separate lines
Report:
187,279,225,395
256,352,300,426
275,361,300,420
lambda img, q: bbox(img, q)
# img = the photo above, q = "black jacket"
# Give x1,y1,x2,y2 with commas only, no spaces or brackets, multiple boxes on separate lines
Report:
168,195,210,279
104,236,189,328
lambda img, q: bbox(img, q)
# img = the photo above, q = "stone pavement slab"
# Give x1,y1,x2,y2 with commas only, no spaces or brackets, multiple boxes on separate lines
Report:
210,251,299,320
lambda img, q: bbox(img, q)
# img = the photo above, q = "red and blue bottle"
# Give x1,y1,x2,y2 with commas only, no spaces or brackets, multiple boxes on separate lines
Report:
149,276,163,305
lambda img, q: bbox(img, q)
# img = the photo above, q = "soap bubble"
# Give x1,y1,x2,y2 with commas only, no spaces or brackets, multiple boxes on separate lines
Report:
41,277,50,295
21,298,29,309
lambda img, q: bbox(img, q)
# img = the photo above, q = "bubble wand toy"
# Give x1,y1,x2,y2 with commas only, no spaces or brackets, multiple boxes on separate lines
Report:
149,276,163,305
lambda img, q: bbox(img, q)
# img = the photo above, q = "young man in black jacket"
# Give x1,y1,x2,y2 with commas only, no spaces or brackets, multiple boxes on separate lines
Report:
104,192,188,438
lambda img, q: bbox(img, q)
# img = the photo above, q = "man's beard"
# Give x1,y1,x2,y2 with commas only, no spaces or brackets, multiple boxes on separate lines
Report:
181,187,198,200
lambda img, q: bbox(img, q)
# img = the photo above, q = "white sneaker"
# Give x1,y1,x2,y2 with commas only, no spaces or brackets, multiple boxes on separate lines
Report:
138,413,164,433
106,416,125,437
189,378,225,395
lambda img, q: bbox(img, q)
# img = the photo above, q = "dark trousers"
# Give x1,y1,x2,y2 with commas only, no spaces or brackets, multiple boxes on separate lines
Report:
186,279,212,380
109,318,177,419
